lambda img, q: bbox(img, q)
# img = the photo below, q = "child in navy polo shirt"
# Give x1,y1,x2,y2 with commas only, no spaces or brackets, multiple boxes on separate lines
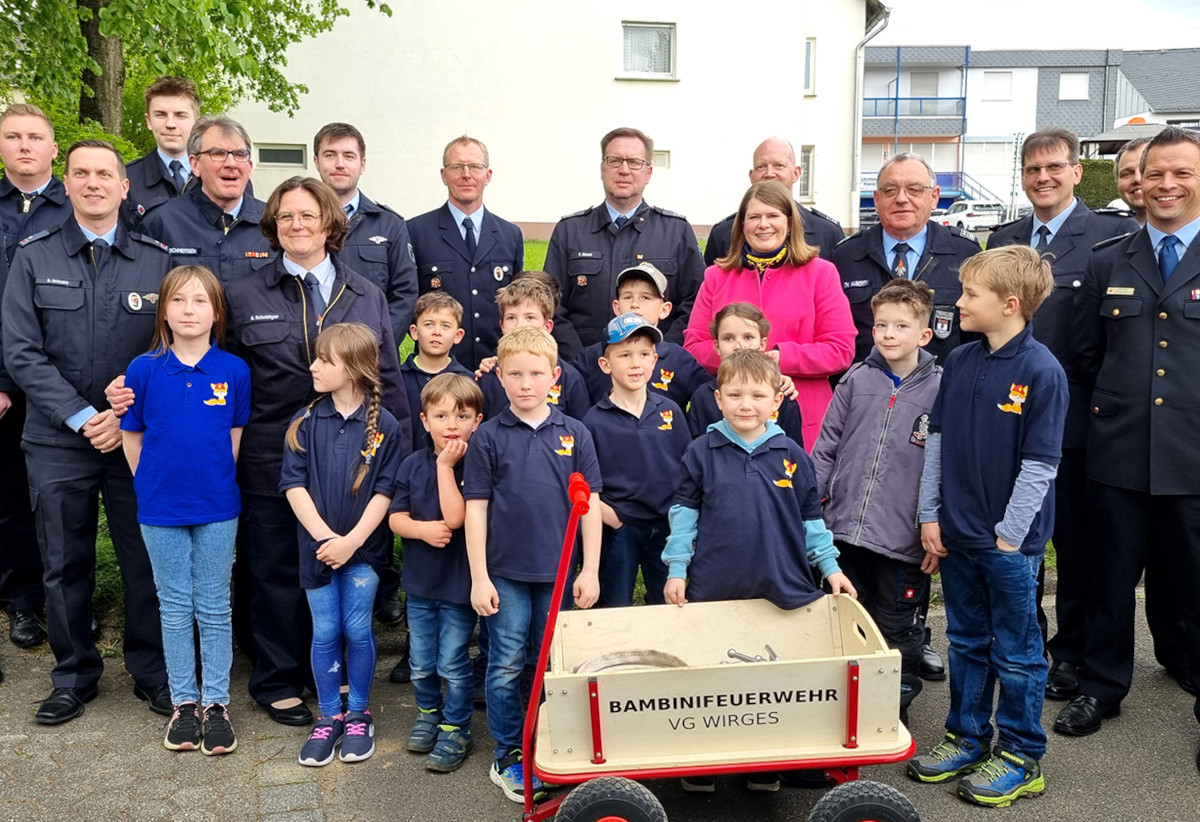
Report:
906,246,1066,808
572,262,708,408
582,313,691,607
663,349,855,793
685,302,803,443
120,265,250,756
401,292,476,452
463,326,603,803
281,323,405,768
391,373,484,773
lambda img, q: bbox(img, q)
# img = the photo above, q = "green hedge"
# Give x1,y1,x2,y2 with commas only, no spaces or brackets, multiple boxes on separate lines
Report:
1078,159,1121,209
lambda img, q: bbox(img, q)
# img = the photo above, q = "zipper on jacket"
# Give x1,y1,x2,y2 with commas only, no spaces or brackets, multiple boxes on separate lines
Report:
852,381,900,546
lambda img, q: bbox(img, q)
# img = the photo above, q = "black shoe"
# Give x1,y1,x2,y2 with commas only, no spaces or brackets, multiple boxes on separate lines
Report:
919,645,946,681
90,616,101,642
1166,666,1198,696
35,684,98,725
9,609,46,648
1053,694,1120,736
264,700,314,726
389,659,411,684
1045,660,1079,700
134,682,173,716
374,593,404,626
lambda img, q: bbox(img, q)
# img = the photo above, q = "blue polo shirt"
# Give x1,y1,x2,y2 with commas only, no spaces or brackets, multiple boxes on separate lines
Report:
391,449,471,605
400,353,476,452
930,323,1067,555
478,358,590,421
121,345,251,526
676,429,824,608
684,376,804,443
279,397,405,588
581,393,691,527
572,340,708,408
463,405,602,582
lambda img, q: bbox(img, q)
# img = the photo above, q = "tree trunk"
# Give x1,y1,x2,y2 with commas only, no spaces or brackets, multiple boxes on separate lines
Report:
78,0,125,133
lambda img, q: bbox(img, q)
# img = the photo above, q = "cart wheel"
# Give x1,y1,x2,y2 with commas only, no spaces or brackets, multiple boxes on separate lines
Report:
808,779,920,822
554,776,667,822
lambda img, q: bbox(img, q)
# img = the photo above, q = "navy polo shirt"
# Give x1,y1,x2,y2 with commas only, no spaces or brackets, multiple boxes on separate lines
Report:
572,340,708,408
684,376,804,443
677,430,824,609
462,405,602,582
121,346,251,526
391,449,471,605
478,358,590,421
400,353,476,453
581,393,691,527
279,397,405,588
930,323,1067,555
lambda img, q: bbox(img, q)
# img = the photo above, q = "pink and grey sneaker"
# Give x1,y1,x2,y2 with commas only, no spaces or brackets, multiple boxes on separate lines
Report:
200,703,237,756
339,710,375,762
164,702,201,751
298,716,344,767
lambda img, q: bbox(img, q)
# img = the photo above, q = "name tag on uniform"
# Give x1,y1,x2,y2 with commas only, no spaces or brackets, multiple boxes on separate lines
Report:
249,313,284,322
169,247,199,255
573,251,600,259
844,279,870,288
35,277,81,287
1105,287,1135,295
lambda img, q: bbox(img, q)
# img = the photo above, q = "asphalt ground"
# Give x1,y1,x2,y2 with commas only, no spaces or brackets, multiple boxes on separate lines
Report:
0,585,1195,822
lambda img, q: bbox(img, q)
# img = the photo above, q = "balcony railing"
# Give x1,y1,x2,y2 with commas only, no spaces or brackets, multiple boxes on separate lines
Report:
863,97,965,117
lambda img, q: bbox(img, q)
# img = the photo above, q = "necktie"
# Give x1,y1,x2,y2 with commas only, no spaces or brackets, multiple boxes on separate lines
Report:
90,238,108,271
891,242,911,279
221,213,235,235
463,217,477,258
19,191,35,213
1159,235,1180,283
344,203,354,219
615,215,629,230
1035,225,1051,252
168,159,186,194
303,272,327,316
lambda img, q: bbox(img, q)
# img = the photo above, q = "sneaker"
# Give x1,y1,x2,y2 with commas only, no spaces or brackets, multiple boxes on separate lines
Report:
490,749,544,803
746,772,780,791
426,724,473,772
340,710,375,762
406,707,442,753
200,703,237,756
957,749,1045,807
906,732,989,783
298,716,344,767
163,702,201,751
681,775,716,793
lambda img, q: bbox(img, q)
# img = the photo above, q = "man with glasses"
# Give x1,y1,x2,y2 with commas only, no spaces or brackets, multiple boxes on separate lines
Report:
544,127,704,360
408,135,523,370
139,115,275,283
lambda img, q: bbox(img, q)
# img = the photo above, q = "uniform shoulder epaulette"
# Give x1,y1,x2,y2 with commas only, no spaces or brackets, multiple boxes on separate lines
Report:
989,216,1022,233
560,206,594,220
835,230,863,246
130,232,170,252
18,228,54,247
124,154,149,169
649,205,689,221
1092,206,1135,219
955,226,979,241
372,200,401,217
807,206,841,226
1090,233,1133,251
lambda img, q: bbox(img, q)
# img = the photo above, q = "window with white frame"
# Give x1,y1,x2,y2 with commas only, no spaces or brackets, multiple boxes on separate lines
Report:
1059,72,1089,100
982,71,1012,101
798,145,814,199
803,38,817,95
258,145,306,167
622,22,675,78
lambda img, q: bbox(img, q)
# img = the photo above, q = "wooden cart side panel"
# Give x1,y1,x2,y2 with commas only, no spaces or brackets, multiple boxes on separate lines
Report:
831,596,894,659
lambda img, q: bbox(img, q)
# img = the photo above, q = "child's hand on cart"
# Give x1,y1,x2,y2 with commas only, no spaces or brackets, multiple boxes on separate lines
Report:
826,572,858,598
664,578,688,606
573,569,599,609
471,578,500,616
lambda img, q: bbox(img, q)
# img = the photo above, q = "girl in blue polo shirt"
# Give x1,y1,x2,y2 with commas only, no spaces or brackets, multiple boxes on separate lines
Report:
280,323,404,768
120,265,250,757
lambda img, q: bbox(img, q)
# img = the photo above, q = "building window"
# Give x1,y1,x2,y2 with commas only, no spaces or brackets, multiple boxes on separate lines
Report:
651,150,670,169
622,22,675,79
803,38,817,95
1059,72,1090,100
982,71,1012,101
798,145,815,199
258,145,306,166
910,71,939,98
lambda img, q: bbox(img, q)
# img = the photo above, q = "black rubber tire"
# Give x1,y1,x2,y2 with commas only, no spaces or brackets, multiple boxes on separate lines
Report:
554,777,668,822
808,779,921,822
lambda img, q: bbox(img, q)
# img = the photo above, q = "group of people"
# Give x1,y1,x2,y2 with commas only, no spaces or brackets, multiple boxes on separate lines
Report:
1,69,1199,809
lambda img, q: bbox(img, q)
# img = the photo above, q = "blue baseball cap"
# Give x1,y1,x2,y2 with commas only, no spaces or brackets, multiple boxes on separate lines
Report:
606,312,663,345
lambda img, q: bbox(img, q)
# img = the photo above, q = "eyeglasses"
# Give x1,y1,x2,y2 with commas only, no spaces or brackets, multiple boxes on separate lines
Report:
195,147,252,163
1022,162,1076,177
877,184,936,199
603,156,649,171
276,211,321,227
444,162,489,175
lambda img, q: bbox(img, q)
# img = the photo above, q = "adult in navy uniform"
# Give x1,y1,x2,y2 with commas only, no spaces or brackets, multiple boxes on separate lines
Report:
544,127,705,360
123,76,199,223
831,153,981,367
139,115,275,283
408,136,523,371
704,137,844,265
2,141,171,723
0,104,73,657
1114,137,1151,226
987,128,1140,703
1054,128,1200,754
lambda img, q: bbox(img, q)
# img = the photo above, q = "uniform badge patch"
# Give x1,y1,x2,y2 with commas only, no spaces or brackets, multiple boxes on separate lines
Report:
245,251,269,258
361,431,385,460
910,413,929,446
769,410,779,422
430,277,442,289
494,266,506,282
933,309,953,340
903,588,917,600
1106,287,1135,295
204,383,229,406
658,410,673,430
1192,289,1200,301
127,292,142,311
774,459,797,488
576,275,588,288
652,369,674,391
555,435,574,456
369,236,388,244
548,384,562,405
998,383,1028,415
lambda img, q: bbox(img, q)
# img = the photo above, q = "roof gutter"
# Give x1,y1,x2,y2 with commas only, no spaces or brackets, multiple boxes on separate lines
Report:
852,1,891,230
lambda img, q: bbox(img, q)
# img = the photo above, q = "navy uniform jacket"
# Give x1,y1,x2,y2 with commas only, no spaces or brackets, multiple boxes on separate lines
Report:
830,221,981,365
124,150,192,224
1073,228,1200,495
138,184,276,284
224,253,411,497
1,220,170,448
344,193,419,342
988,199,1138,448
704,203,844,265
544,201,705,360
408,204,524,370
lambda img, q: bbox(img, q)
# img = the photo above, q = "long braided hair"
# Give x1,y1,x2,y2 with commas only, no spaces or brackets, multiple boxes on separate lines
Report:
284,322,384,496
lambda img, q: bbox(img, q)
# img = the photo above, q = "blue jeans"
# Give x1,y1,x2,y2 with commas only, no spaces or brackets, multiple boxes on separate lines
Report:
306,563,379,717
407,594,476,728
599,522,669,607
486,576,555,759
141,519,237,706
941,546,1048,760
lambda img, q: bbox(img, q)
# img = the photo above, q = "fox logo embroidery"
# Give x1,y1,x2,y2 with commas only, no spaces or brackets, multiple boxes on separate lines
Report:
548,383,562,405
652,368,674,391
775,459,797,488
658,410,673,430
361,431,385,459
555,435,574,456
203,383,228,406
769,410,779,423
998,383,1028,415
